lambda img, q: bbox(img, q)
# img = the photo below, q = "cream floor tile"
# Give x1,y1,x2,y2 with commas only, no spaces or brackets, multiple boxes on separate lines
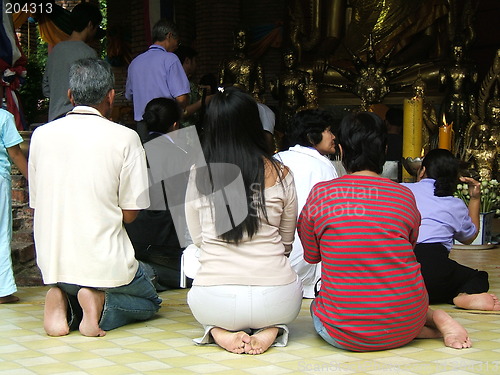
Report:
2,247,500,374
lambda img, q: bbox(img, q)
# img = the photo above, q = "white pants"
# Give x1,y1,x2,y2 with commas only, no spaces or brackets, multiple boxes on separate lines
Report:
188,276,303,346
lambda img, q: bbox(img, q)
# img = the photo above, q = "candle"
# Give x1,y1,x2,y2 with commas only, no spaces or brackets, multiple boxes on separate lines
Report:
402,97,423,182
438,114,453,151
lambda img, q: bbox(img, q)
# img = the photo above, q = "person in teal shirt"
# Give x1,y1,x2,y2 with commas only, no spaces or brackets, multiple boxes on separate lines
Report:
0,108,28,304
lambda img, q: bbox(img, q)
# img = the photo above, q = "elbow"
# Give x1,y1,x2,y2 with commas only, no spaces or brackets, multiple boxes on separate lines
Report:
122,210,140,224
460,231,479,246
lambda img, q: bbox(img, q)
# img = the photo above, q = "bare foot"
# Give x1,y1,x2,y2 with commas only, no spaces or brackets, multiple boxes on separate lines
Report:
77,288,106,337
210,328,251,354
0,294,19,304
43,287,70,336
245,327,279,355
453,293,500,311
433,309,471,349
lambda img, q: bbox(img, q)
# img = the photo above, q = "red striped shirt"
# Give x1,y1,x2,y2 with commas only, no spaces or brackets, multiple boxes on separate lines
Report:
298,175,428,351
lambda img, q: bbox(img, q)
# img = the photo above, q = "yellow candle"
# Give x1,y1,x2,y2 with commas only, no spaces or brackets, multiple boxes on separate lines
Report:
402,97,423,159
438,123,453,150
402,97,423,182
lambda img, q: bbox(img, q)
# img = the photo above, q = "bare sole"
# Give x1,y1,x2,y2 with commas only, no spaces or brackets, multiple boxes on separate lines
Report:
433,309,472,349
43,288,70,336
245,327,279,355
77,288,106,337
453,293,500,311
211,328,250,354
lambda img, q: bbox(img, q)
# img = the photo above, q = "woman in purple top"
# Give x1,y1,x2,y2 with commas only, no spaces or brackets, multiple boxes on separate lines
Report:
403,149,500,311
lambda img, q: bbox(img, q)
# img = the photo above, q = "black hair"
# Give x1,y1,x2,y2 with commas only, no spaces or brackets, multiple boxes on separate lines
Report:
385,107,403,127
71,3,102,33
142,98,180,134
288,109,335,147
421,148,459,197
338,111,387,174
196,87,281,243
199,73,218,95
174,45,198,65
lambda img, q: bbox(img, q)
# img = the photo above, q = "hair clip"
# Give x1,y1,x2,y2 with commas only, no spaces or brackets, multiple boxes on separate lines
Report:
217,87,225,93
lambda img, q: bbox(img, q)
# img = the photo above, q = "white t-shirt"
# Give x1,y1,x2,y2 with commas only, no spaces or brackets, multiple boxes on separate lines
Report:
257,103,275,134
274,145,338,297
29,106,150,287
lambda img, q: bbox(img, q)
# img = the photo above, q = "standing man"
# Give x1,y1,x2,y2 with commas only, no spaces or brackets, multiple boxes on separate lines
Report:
126,20,190,122
43,3,102,121
29,58,161,337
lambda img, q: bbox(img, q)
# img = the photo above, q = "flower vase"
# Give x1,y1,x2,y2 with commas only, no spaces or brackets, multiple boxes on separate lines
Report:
471,211,495,245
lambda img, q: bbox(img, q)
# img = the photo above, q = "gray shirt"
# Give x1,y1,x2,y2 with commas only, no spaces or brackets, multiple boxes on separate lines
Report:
42,41,97,121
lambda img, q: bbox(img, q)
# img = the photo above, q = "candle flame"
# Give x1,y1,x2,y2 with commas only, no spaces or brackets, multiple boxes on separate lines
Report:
442,113,447,126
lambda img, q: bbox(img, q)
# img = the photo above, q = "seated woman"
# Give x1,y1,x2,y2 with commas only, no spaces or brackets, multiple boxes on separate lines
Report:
299,112,471,351
185,87,303,355
125,98,191,290
402,149,500,311
274,109,338,298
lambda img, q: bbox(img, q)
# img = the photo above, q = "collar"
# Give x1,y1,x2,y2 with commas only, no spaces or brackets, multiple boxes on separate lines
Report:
148,44,167,52
66,106,105,118
419,178,436,185
288,144,325,158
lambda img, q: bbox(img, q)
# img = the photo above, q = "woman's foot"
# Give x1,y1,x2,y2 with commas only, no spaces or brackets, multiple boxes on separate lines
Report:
244,327,279,355
433,309,472,349
210,328,251,354
453,293,500,311
0,294,19,304
77,288,106,337
43,287,70,336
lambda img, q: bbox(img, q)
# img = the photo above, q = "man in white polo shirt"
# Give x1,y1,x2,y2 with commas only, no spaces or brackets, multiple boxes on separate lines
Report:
29,58,161,337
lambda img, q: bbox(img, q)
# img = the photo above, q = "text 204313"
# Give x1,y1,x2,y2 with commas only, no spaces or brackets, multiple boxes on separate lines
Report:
5,1,53,14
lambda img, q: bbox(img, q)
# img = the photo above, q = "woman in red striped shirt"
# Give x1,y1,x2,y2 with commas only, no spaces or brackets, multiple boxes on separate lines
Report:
298,112,471,351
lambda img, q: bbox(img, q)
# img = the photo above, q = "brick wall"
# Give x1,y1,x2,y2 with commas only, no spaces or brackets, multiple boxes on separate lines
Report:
11,133,41,286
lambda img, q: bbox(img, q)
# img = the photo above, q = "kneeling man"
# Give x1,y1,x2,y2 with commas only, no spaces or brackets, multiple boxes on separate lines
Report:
29,58,161,337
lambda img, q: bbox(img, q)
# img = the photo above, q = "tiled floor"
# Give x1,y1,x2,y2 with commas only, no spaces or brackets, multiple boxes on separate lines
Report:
2,247,500,375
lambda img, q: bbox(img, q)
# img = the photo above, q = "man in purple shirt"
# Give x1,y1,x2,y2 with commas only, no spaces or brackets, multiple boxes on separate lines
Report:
126,20,190,121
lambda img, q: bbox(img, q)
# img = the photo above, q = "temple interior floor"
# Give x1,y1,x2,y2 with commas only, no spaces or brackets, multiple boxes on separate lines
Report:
1,246,500,375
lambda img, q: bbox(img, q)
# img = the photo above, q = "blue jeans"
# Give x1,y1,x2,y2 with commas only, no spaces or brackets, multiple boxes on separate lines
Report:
310,300,346,350
57,262,162,331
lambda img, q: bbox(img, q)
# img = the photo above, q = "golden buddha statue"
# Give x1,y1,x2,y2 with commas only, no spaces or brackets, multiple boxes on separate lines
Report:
485,91,500,180
219,28,265,101
289,0,481,102
297,79,319,113
466,124,497,181
269,49,310,131
465,49,500,170
439,39,478,151
323,34,412,109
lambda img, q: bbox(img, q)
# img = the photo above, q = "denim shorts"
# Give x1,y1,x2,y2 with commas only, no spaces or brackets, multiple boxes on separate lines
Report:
310,300,347,350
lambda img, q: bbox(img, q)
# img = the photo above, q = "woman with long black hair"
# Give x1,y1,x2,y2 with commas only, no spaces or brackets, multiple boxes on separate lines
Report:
185,87,303,354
